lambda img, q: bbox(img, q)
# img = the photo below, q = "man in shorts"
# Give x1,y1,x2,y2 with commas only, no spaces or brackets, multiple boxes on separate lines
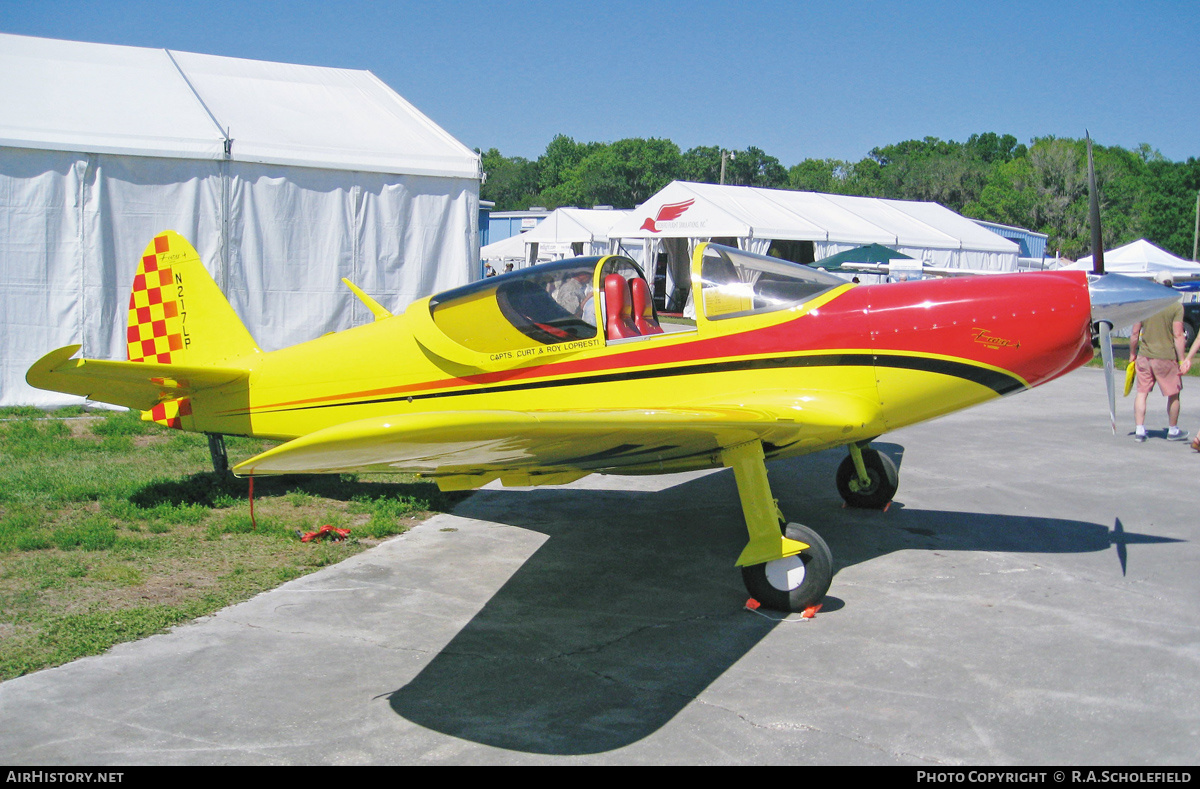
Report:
1130,273,1188,442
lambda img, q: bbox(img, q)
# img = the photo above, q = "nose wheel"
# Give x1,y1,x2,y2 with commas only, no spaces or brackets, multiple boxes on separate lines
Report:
836,445,898,509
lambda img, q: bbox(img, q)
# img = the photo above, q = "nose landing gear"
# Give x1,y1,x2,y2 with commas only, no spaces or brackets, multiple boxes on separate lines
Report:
836,442,898,509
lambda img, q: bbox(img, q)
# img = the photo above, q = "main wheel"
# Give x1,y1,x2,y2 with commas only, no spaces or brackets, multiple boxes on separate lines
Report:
741,523,833,612
836,448,898,509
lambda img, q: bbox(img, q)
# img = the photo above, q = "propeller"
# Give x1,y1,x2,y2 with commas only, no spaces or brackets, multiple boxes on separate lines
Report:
1084,133,1180,433
1098,319,1116,433
1087,133,1105,277
1087,133,1117,434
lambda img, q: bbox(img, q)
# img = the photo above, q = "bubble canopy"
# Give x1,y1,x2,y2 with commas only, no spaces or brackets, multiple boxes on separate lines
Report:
429,256,646,353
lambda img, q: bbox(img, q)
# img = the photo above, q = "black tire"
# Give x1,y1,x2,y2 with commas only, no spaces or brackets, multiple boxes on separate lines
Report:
741,523,833,612
1184,321,1197,352
836,448,898,509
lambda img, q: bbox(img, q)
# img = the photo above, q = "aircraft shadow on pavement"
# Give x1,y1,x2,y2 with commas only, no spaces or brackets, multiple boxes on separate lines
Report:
387,444,1180,755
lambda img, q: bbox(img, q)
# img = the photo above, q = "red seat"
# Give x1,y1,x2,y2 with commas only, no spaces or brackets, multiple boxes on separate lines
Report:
604,274,640,339
629,277,663,335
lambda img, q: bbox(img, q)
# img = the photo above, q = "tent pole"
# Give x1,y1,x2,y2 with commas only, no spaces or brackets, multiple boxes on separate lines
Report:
220,151,230,292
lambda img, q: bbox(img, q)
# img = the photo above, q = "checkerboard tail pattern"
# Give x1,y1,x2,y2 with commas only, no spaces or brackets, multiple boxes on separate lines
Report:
127,233,186,365
142,397,193,430
127,233,188,429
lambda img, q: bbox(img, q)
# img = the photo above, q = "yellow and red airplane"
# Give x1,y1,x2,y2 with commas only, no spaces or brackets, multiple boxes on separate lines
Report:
26,231,1176,611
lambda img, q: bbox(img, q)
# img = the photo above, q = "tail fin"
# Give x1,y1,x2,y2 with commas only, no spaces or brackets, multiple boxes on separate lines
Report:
127,231,259,366
26,232,254,430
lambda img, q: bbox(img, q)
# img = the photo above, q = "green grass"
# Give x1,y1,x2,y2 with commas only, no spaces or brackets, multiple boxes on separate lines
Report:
0,408,467,680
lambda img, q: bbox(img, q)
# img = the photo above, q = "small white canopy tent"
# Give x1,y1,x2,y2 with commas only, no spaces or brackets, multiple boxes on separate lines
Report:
609,181,1017,309
1063,239,1200,278
480,232,549,270
1,33,481,406
516,207,642,266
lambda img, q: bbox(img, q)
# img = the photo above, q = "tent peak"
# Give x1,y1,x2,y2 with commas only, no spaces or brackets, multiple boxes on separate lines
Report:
0,32,479,178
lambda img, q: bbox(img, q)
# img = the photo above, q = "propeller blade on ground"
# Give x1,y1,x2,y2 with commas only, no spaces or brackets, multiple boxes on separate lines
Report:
1099,321,1116,434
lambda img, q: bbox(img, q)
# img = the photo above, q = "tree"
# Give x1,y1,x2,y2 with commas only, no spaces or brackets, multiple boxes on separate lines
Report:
787,159,850,193
478,132,1196,260
680,146,723,183
534,135,604,206
722,146,788,188
563,138,683,208
479,148,540,210
1140,157,1200,258
964,132,1025,164
862,136,993,211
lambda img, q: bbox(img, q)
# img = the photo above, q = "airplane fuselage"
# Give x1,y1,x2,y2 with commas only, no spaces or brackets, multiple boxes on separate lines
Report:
187,270,1093,477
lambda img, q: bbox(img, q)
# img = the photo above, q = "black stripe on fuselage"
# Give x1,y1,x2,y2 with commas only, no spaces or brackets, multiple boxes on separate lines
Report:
244,352,1025,417
877,355,1025,395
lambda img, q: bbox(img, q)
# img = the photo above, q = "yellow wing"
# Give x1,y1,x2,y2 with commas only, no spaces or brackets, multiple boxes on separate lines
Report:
233,390,881,487
26,345,248,412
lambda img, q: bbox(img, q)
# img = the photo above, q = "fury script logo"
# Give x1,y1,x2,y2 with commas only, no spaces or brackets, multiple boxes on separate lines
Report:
971,328,1021,349
640,198,696,233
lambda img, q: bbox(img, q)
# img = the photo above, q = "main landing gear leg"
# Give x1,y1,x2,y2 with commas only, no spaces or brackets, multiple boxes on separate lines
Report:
721,440,833,612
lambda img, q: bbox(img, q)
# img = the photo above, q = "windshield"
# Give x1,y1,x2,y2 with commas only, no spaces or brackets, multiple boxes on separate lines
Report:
699,244,844,321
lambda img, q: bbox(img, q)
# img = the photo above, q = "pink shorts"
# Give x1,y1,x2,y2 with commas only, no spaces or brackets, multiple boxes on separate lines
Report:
1136,356,1182,396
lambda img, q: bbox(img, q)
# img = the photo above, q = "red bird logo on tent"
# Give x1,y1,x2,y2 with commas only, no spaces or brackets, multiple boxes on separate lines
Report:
640,198,695,233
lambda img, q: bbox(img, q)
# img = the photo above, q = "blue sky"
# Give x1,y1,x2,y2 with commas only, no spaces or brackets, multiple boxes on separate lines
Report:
3,0,1197,165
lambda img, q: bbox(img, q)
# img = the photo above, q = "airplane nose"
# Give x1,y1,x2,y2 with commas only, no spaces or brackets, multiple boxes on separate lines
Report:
1087,272,1179,435
1088,273,1179,327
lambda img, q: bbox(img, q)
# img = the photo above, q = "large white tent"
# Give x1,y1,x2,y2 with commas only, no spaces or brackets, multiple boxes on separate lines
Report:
1063,239,1200,278
608,181,1018,309
1,33,481,406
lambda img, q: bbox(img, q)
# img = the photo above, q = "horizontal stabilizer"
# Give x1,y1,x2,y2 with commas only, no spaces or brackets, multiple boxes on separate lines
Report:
26,345,248,411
